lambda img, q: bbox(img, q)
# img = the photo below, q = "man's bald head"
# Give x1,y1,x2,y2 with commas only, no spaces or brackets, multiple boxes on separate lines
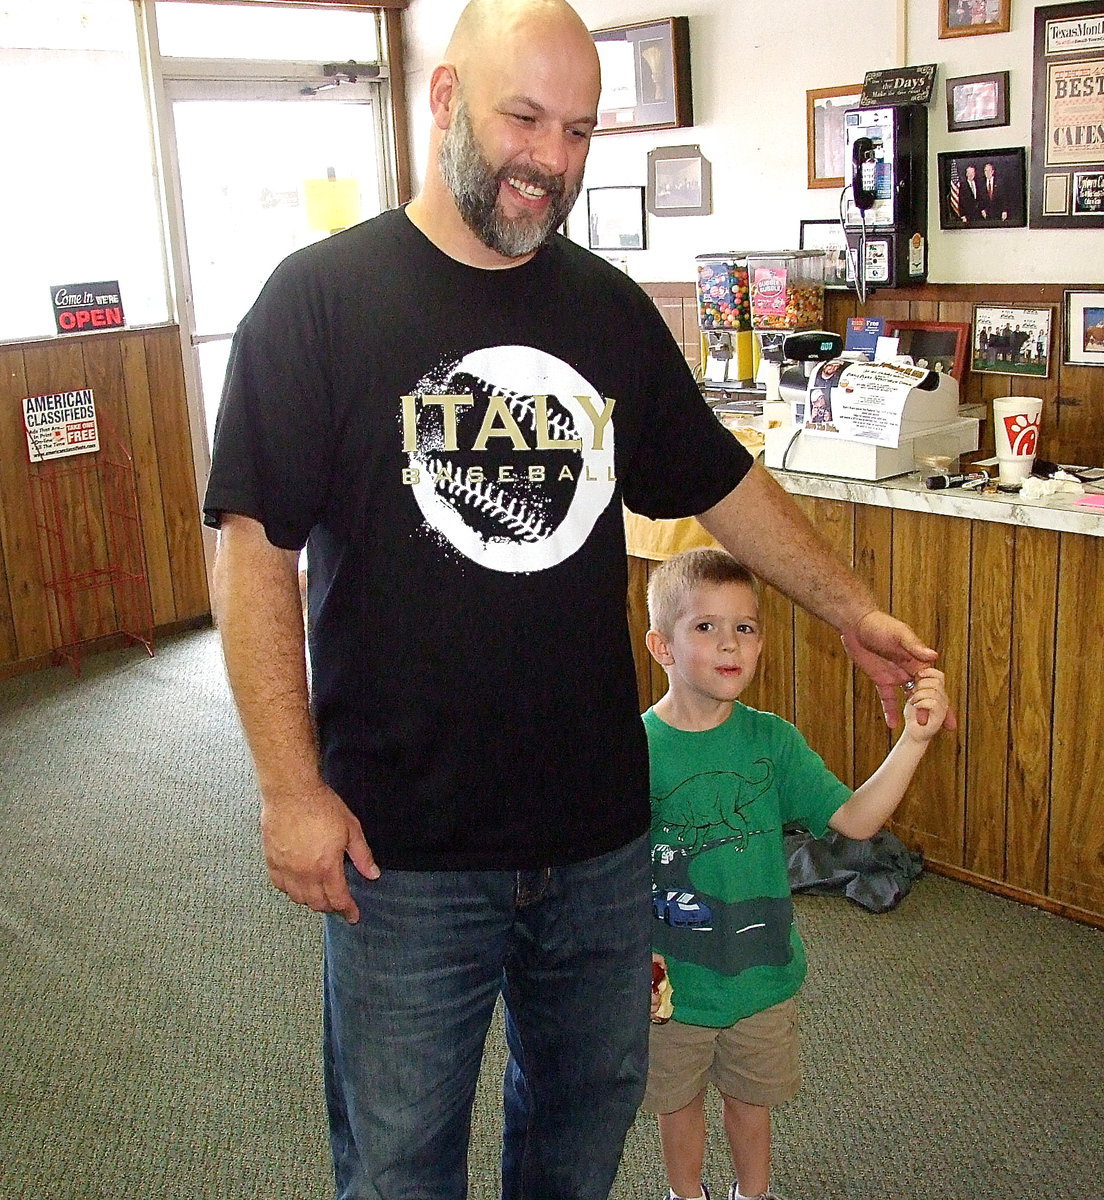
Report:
446,0,598,91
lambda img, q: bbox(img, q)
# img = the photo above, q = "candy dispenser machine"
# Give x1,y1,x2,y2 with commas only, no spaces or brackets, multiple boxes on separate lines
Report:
745,250,826,400
694,252,757,390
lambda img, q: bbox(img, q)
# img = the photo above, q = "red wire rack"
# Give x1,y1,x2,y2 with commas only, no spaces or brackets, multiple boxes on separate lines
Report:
27,424,155,676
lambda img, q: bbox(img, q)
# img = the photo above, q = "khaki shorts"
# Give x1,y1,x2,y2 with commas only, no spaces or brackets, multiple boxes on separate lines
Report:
642,997,801,1114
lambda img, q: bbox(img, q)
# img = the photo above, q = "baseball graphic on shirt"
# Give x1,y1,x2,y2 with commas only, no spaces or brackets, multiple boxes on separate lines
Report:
406,345,616,573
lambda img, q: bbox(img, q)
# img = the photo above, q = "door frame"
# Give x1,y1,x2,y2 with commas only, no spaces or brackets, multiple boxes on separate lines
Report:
139,6,398,587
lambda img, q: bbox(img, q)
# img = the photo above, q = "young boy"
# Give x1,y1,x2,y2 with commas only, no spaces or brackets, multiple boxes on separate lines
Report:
642,548,949,1200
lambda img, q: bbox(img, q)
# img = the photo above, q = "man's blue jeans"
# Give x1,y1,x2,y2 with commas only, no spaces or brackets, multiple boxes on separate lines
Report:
322,835,652,1200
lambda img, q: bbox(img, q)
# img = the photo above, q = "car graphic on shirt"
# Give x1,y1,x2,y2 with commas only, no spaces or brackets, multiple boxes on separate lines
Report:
652,886,713,930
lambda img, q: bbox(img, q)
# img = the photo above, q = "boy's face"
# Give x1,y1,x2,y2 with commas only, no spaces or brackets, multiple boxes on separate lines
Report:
652,581,763,706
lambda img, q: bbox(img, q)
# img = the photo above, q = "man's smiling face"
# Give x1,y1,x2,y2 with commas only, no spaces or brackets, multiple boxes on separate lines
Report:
436,9,598,261
438,94,584,259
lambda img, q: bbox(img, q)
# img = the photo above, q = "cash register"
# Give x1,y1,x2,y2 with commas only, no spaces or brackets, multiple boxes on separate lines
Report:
762,332,979,480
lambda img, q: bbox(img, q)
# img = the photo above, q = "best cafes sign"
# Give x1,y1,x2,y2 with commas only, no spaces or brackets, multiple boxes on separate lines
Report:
51,280,126,335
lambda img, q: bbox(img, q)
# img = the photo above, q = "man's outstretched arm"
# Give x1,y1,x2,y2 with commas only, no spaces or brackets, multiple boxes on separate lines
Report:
697,462,955,729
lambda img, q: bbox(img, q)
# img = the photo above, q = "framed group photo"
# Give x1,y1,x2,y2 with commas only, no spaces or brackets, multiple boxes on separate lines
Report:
885,320,970,380
972,304,1054,377
592,17,693,134
937,147,1027,228
946,71,1010,132
1063,289,1104,366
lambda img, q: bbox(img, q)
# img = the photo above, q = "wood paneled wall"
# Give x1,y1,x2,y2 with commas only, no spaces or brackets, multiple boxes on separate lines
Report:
640,280,1104,469
628,504,1104,928
826,285,1104,468
0,326,209,677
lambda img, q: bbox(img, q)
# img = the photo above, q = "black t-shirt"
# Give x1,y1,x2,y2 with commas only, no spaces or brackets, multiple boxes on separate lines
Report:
204,207,751,869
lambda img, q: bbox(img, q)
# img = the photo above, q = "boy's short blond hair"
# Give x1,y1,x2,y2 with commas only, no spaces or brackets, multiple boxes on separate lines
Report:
646,548,759,636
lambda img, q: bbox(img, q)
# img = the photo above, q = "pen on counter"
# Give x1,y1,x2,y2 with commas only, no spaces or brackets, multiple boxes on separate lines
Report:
923,471,989,490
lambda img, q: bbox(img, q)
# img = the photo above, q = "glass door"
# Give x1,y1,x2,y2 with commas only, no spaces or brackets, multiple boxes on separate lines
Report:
163,75,388,446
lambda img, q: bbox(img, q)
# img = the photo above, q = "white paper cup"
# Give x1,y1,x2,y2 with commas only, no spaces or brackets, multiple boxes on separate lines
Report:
992,396,1043,485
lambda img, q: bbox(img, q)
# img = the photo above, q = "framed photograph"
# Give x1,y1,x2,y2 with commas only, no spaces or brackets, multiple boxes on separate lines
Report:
1030,1,1104,229
939,0,1011,38
884,320,970,380
946,71,1010,132
646,145,711,217
798,218,851,288
592,17,692,135
971,305,1054,377
937,147,1026,229
806,84,862,188
1063,290,1104,366
587,186,646,251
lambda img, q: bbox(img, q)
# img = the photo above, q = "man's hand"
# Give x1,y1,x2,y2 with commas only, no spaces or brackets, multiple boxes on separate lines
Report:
260,783,379,923
841,610,957,731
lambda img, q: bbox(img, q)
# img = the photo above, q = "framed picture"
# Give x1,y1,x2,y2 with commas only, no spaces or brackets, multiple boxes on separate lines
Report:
1063,290,1104,366
592,17,692,134
1072,171,1104,215
937,147,1027,229
971,305,1054,377
646,145,711,217
798,218,851,288
939,0,1011,38
946,71,1010,132
884,320,970,380
1030,1,1104,229
587,186,646,251
806,84,862,188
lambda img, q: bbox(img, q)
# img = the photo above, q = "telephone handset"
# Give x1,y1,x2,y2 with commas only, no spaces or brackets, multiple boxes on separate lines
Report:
851,137,877,211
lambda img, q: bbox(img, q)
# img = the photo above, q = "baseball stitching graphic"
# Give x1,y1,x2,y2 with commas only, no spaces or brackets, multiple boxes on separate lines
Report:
407,346,616,573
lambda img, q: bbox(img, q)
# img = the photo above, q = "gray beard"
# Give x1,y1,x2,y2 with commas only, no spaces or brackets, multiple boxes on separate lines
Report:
439,101,580,258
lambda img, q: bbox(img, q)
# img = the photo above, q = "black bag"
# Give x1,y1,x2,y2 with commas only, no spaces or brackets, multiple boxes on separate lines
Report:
783,826,923,913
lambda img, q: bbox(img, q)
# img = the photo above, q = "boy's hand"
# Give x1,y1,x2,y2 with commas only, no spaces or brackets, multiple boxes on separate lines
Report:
900,667,950,743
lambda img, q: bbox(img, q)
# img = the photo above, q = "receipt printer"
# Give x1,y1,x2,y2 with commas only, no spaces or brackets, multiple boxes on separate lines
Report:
764,356,979,480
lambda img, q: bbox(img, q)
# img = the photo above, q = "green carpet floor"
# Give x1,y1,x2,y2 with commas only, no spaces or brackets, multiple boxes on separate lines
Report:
1,629,1101,1200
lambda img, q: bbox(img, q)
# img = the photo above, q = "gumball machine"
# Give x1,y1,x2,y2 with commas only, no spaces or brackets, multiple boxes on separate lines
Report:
745,249,826,401
694,252,757,392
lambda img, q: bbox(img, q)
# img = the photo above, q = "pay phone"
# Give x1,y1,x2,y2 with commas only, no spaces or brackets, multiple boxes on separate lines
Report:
842,104,927,292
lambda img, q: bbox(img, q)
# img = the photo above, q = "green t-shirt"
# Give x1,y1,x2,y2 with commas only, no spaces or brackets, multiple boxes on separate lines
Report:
644,702,851,1027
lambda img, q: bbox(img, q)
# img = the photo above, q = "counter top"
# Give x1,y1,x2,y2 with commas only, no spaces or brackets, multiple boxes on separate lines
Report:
768,468,1104,537
625,463,1103,562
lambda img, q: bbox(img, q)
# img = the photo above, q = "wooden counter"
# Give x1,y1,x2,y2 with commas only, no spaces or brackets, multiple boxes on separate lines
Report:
626,470,1104,928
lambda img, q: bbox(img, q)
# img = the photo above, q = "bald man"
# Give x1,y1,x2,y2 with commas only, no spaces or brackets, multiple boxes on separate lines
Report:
204,2,944,1196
